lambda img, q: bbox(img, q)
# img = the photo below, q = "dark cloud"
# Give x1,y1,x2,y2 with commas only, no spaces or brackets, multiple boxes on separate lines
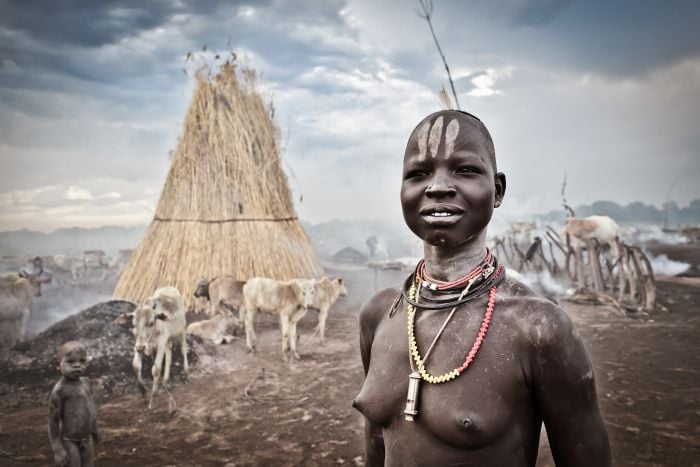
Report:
502,0,575,27
437,0,700,77
0,0,238,47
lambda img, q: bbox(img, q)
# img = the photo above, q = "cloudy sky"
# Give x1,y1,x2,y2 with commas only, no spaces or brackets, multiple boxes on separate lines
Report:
1,0,698,232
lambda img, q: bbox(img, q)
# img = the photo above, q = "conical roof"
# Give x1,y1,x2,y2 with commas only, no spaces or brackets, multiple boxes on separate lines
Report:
113,62,323,307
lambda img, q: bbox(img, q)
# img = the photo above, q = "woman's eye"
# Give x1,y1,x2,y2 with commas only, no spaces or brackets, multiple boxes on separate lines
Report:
405,170,428,179
457,166,478,174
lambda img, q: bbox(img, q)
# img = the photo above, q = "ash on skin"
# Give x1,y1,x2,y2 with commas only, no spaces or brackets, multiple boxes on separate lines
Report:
48,341,101,467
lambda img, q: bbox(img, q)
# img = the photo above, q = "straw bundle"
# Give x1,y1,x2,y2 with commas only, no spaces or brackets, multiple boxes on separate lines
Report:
113,62,324,307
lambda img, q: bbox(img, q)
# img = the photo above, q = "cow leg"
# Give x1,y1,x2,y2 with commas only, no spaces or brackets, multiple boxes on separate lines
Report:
180,332,190,381
245,305,257,353
149,345,166,409
132,351,147,397
162,341,173,389
238,305,246,326
16,307,30,343
289,307,307,360
279,313,291,362
318,307,329,345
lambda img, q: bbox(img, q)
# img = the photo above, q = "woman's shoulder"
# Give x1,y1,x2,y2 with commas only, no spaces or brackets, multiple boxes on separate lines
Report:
496,274,576,347
358,286,401,330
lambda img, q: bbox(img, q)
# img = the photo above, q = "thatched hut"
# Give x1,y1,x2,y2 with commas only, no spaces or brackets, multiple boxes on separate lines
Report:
113,62,323,307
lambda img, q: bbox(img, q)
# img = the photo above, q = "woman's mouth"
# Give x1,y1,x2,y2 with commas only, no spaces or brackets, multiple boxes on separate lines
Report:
420,205,464,225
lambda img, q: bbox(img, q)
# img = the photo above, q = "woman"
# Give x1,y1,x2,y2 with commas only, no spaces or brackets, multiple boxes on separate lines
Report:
353,109,611,466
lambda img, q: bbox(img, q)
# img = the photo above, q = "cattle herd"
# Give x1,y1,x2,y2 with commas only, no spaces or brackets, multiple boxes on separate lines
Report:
117,275,346,408
1,249,347,412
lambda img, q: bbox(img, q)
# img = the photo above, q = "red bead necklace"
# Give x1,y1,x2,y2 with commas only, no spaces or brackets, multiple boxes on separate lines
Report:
404,254,501,421
416,248,494,291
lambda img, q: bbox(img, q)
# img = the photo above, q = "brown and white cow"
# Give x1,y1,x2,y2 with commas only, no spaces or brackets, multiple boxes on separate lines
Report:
123,286,189,408
243,277,316,361
193,276,246,322
560,215,621,257
301,277,347,344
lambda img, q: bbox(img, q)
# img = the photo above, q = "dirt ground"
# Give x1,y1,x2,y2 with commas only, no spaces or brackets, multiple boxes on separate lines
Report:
1,248,699,467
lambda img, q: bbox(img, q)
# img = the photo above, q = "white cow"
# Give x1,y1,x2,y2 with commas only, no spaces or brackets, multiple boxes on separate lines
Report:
46,254,85,284
0,270,52,346
186,313,236,345
301,277,347,344
560,215,621,257
80,249,110,283
123,286,189,409
511,221,537,244
243,277,316,361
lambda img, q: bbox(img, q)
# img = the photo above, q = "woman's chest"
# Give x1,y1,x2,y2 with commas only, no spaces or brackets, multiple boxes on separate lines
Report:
359,308,534,448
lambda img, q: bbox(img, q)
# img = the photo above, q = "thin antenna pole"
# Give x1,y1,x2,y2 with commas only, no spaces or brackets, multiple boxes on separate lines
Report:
417,0,461,110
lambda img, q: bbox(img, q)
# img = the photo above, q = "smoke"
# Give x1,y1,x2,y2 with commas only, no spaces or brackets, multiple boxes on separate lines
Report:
26,277,119,336
506,268,569,300
647,254,690,277
619,225,687,245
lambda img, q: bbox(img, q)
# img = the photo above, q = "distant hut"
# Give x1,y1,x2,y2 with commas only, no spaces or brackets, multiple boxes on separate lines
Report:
332,247,369,265
113,62,323,307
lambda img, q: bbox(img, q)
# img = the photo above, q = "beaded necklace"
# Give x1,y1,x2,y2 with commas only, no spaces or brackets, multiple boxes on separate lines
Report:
403,252,502,421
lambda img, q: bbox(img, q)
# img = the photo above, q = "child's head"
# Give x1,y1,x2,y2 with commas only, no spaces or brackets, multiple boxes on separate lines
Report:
58,341,88,379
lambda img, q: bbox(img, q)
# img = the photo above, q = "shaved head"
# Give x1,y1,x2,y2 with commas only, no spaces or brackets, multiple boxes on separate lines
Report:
58,340,86,360
405,110,497,172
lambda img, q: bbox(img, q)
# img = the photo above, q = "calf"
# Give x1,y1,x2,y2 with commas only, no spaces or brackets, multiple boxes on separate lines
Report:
193,276,246,322
243,277,316,361
127,286,189,408
186,314,236,345
302,277,347,344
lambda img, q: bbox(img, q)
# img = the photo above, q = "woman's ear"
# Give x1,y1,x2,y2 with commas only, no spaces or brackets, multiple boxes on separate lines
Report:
494,172,506,207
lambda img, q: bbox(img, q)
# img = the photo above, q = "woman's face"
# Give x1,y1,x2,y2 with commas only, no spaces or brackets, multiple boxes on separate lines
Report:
400,112,504,248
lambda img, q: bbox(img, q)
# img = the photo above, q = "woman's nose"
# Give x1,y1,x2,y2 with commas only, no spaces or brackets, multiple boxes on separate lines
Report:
425,178,456,198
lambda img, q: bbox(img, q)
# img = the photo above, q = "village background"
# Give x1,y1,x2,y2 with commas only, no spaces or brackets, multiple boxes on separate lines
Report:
1,1,699,466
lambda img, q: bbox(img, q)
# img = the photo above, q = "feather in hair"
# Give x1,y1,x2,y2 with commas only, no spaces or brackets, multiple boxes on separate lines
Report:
438,85,453,110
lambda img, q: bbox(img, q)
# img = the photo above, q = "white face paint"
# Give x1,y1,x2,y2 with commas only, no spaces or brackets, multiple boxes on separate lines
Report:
443,119,460,160
428,116,443,158
415,121,430,161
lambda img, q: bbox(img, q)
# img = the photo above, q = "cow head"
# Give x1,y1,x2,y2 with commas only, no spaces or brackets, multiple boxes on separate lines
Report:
19,268,52,297
296,281,316,309
333,277,348,297
132,298,168,355
193,278,210,300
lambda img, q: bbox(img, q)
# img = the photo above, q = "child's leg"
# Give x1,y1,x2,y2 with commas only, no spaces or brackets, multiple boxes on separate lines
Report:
79,438,95,467
60,439,81,467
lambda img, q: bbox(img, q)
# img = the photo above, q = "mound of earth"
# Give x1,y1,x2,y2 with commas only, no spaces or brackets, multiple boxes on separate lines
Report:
0,300,199,408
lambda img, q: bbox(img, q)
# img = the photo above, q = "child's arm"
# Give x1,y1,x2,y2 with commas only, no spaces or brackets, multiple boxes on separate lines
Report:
48,387,68,466
85,378,101,444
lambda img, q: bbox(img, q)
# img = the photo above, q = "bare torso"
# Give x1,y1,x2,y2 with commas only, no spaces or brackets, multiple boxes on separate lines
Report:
53,378,96,439
355,276,581,466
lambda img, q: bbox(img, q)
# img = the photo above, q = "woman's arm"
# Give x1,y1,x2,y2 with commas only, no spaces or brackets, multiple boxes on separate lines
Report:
531,302,612,466
358,290,396,466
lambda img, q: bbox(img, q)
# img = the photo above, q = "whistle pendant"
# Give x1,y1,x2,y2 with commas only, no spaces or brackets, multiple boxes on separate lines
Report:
404,372,421,421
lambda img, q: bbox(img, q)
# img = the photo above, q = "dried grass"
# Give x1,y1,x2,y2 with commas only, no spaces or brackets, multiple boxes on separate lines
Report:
113,62,323,307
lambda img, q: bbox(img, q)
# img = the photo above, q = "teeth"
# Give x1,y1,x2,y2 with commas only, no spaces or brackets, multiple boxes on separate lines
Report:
431,212,452,217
